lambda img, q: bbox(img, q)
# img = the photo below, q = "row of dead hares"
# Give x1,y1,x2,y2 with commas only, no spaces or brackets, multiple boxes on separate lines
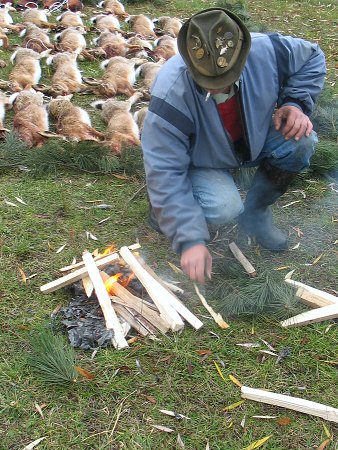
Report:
5,88,146,153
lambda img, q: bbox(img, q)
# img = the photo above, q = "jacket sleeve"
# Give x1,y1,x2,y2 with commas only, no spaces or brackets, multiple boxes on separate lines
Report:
141,93,210,254
268,33,326,115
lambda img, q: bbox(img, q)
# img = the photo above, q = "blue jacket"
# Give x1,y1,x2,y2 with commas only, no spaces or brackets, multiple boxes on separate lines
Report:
141,32,326,253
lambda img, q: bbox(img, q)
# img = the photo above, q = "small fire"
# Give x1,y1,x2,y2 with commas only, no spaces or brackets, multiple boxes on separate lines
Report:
100,242,117,257
104,273,122,295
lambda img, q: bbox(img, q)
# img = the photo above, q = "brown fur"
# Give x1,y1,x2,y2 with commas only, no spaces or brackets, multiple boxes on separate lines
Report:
153,35,177,61
95,91,142,153
137,60,163,90
55,27,86,52
93,14,120,32
62,0,83,12
100,56,136,97
48,96,104,142
57,11,84,28
156,16,182,37
127,14,156,38
12,89,48,147
0,27,9,49
133,106,148,135
21,8,55,29
102,0,127,18
49,52,83,96
22,23,53,52
9,48,41,92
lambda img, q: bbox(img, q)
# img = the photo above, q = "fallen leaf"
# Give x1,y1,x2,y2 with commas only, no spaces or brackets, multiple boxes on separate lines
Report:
214,361,225,381
259,350,278,357
317,439,331,450
240,415,246,428
4,199,18,207
196,350,212,356
243,434,272,450
187,360,193,375
18,267,27,283
312,254,323,265
274,266,290,271
34,402,44,419
74,366,95,380
224,400,245,411
15,196,27,205
228,374,242,388
98,216,111,224
252,415,277,419
56,243,67,254
291,242,300,250
195,284,230,328
23,437,46,450
87,231,98,241
144,395,156,404
167,261,184,274
152,425,175,433
259,338,276,352
127,337,139,344
322,423,332,439
276,417,291,426
282,200,301,208
177,433,185,448
236,343,261,348
159,409,190,420
285,269,296,280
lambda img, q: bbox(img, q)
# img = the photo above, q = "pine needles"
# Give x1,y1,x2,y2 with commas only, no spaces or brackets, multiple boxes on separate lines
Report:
28,328,78,387
211,265,302,319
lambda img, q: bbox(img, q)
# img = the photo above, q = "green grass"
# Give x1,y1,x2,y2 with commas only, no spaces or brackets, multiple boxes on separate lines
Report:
0,0,337,449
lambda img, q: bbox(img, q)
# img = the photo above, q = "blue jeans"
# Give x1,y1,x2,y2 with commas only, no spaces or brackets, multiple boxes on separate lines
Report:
188,123,318,225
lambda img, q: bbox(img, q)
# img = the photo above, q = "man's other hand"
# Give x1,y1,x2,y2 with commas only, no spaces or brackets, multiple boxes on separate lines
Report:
180,244,212,284
274,105,313,141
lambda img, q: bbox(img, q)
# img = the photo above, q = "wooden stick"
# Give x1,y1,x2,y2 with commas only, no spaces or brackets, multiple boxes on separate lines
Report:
82,251,128,349
41,251,129,294
120,246,203,331
229,242,256,277
82,276,94,298
295,287,337,308
194,284,230,329
280,303,338,327
285,279,338,307
112,302,153,337
59,243,141,272
135,255,184,294
241,385,338,423
100,271,170,334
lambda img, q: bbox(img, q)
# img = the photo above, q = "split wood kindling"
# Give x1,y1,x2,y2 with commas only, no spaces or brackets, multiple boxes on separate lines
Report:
281,278,338,327
40,243,204,349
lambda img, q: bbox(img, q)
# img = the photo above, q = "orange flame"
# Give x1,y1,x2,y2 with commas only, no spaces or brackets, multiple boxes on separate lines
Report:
104,273,122,295
100,242,117,257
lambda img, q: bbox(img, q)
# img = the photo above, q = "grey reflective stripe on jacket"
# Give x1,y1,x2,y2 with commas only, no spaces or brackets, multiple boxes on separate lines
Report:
141,32,326,253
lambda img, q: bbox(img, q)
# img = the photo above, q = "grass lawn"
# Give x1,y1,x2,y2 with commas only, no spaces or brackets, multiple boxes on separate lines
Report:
0,0,337,449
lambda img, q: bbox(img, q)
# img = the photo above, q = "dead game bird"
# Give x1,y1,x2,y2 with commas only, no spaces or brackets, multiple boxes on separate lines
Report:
10,88,49,147
92,91,142,153
48,95,105,142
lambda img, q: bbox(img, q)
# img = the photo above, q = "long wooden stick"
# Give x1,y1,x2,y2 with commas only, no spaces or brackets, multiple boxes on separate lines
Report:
59,243,141,272
119,247,186,332
194,284,229,329
100,271,170,334
295,287,338,308
241,385,338,423
112,302,153,337
82,251,128,349
41,251,127,294
285,279,338,308
280,303,338,327
229,242,256,277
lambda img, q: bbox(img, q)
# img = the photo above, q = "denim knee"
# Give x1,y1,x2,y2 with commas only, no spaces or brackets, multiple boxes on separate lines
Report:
203,193,244,225
269,131,318,172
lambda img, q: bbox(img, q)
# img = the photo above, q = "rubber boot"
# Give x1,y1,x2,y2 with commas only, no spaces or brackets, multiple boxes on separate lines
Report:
238,160,297,251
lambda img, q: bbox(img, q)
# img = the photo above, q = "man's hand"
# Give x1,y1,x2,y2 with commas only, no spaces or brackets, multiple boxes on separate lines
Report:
180,244,212,284
274,105,313,141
